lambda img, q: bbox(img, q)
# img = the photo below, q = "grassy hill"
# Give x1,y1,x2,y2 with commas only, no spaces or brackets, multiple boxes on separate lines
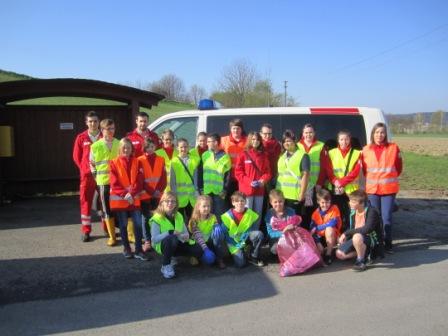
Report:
0,69,194,116
0,69,34,82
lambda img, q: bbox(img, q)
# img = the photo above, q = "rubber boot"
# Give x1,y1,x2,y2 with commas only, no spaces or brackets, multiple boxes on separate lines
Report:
105,218,117,246
127,218,135,243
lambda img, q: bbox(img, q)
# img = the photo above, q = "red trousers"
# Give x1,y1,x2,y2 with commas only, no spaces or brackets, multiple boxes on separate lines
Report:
79,174,97,233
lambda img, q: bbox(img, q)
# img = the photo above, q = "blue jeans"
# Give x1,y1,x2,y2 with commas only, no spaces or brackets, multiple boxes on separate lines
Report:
231,230,264,268
116,210,143,252
246,196,264,230
207,234,226,259
368,193,395,242
141,199,158,241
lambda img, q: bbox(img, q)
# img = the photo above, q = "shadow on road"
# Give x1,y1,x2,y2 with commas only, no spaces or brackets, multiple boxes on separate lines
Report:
0,196,82,230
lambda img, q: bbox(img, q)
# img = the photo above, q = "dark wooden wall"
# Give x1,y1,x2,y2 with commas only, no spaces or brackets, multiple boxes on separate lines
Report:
0,105,134,196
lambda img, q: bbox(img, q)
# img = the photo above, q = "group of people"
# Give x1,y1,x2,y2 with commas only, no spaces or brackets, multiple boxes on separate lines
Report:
73,111,402,278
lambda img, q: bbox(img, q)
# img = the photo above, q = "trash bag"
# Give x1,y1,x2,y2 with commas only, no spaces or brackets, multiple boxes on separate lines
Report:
277,227,322,277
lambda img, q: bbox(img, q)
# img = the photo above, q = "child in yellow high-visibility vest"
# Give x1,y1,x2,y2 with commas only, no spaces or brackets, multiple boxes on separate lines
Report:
188,195,226,269
221,192,265,268
169,138,200,221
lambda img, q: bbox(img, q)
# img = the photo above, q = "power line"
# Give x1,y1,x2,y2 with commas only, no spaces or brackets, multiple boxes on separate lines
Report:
331,23,448,74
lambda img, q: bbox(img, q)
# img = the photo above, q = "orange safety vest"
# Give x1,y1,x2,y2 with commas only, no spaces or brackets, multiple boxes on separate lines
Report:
221,135,247,169
311,204,342,237
363,143,400,195
137,155,165,201
110,157,141,210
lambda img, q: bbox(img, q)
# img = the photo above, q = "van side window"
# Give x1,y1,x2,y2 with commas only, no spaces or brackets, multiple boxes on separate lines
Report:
152,117,198,145
208,114,366,147
207,115,281,137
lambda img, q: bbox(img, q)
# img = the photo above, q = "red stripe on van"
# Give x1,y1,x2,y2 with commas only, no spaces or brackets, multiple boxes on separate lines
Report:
310,108,359,115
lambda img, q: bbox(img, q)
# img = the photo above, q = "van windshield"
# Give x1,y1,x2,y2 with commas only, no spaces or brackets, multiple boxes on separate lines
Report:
207,114,367,149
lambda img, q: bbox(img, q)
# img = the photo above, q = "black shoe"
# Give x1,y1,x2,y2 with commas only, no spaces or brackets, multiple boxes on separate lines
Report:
82,233,90,242
323,255,333,265
247,255,265,267
385,241,394,254
134,251,149,261
123,248,134,259
353,260,367,272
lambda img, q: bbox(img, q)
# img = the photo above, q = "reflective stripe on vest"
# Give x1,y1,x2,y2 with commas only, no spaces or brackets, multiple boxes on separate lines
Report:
91,139,120,185
197,215,217,242
298,141,324,187
109,157,141,210
150,212,194,254
221,209,258,255
202,151,231,195
328,148,361,194
362,143,399,195
138,155,165,200
276,150,305,201
171,155,199,208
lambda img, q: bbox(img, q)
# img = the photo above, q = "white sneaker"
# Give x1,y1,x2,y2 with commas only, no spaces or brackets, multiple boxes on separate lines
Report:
161,264,175,279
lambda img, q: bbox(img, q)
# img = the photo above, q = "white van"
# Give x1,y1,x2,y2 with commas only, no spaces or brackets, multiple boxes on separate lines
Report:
148,106,387,150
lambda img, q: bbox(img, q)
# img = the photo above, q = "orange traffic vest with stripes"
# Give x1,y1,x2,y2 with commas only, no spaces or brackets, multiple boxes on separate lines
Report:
137,155,165,201
221,135,247,169
110,157,141,210
311,204,342,237
362,143,399,195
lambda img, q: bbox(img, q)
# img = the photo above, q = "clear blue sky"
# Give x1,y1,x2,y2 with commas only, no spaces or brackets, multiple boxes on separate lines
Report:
2,0,447,114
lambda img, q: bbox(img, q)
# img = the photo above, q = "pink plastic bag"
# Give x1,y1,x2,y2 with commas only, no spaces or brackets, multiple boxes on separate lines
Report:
277,227,322,277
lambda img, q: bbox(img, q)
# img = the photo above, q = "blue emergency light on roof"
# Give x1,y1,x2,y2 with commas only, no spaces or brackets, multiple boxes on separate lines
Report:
198,99,219,110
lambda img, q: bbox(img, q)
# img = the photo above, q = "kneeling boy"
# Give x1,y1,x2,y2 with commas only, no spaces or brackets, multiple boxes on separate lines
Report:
336,190,381,271
221,191,265,267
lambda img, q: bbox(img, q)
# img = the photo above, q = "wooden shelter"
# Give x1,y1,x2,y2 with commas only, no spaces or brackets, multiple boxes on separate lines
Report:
0,78,164,198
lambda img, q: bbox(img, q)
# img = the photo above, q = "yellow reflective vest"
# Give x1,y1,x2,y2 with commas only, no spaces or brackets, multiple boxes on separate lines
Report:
221,208,258,255
90,138,120,185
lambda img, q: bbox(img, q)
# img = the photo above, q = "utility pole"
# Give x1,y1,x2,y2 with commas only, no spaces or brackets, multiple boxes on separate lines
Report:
283,80,288,107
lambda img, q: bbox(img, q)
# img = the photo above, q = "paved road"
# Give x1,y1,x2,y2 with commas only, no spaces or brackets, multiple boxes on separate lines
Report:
1,197,447,335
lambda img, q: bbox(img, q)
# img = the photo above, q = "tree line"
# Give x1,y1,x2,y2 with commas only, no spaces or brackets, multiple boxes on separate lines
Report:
126,59,297,108
387,110,447,134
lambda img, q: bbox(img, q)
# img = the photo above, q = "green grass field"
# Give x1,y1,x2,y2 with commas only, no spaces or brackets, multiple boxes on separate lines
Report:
400,151,448,191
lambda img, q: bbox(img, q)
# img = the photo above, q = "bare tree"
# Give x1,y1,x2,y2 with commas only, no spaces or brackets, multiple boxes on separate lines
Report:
189,84,207,106
149,74,186,101
217,59,258,107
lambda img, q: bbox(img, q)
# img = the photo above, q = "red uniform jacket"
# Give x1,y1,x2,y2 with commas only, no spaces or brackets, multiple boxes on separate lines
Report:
126,129,162,157
235,148,272,196
72,130,102,177
262,138,282,178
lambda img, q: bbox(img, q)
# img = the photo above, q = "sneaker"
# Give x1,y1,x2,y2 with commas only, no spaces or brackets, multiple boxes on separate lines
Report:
323,255,333,265
142,240,152,252
365,255,374,265
353,260,367,271
170,257,179,266
123,248,134,259
247,255,265,267
161,264,175,279
134,251,149,261
81,233,90,242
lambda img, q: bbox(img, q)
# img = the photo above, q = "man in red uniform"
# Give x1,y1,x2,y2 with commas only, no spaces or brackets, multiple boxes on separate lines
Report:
72,111,102,242
127,112,162,157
